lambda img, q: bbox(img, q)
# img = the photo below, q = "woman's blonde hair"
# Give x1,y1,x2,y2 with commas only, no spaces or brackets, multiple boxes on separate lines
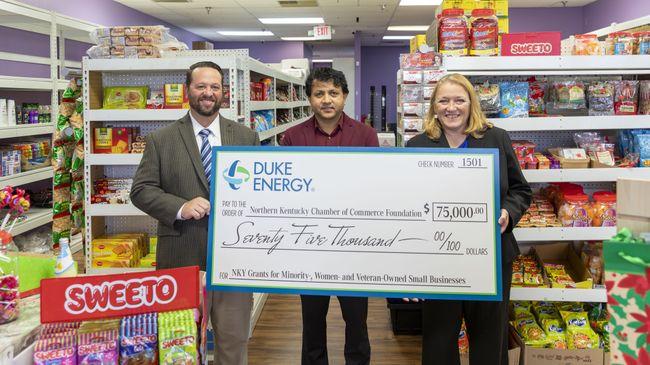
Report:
423,73,492,140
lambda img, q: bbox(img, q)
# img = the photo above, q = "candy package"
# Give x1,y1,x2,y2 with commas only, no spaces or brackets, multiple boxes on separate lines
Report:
78,330,119,364
614,80,639,115
120,313,158,365
103,86,148,109
513,317,549,347
560,311,600,350
158,309,198,365
474,82,500,116
528,81,547,116
499,82,528,118
438,9,469,56
422,70,445,85
573,34,600,55
553,80,586,110
469,9,499,56
399,86,422,103
640,81,650,115
33,336,77,365
402,103,424,117
422,85,436,101
588,81,615,116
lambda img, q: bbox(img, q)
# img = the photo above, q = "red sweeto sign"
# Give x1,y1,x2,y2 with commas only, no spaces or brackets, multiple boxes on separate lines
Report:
501,32,561,56
40,266,199,323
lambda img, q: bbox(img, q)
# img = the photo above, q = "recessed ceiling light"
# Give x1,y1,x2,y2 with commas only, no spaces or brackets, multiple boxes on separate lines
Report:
259,17,324,24
399,0,443,6
387,25,429,31
281,36,316,41
312,59,333,63
218,30,274,36
383,35,415,40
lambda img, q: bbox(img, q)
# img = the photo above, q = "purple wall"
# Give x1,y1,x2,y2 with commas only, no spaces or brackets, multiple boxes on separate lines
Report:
212,41,306,63
360,46,408,129
583,0,650,33
509,7,585,39
15,0,207,45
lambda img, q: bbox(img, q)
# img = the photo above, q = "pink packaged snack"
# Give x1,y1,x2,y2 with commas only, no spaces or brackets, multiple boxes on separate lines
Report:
78,330,119,365
40,322,81,337
34,335,77,365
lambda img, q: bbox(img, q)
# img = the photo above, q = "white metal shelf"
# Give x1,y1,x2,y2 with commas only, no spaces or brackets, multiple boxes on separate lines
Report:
87,109,189,121
86,154,142,165
0,123,54,138
0,75,56,90
247,59,304,84
250,101,277,111
513,227,616,242
259,116,309,141
0,167,53,189
85,57,240,72
510,287,607,302
85,267,155,275
12,208,52,236
523,168,650,183
444,55,650,75
490,115,650,131
87,204,146,216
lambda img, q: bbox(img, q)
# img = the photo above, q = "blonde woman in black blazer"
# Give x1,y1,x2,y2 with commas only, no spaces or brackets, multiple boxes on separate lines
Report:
406,73,531,365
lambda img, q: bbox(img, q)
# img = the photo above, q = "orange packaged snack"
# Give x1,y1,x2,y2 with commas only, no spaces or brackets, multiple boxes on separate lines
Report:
573,34,600,55
591,192,617,227
558,193,592,227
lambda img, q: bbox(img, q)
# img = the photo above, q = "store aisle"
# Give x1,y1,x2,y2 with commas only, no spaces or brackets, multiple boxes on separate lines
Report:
248,295,422,365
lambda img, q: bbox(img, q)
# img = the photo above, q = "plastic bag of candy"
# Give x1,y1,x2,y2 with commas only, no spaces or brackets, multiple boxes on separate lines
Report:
553,80,586,110
588,81,615,116
499,82,529,118
614,80,639,115
560,311,600,350
474,82,500,116
528,81,547,116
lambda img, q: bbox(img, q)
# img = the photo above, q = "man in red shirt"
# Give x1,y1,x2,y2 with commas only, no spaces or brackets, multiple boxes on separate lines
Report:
281,68,378,365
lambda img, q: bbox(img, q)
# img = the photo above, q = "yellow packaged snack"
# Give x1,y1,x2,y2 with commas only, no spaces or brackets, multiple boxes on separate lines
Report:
511,301,534,320
533,304,560,322
560,311,600,349
92,239,137,259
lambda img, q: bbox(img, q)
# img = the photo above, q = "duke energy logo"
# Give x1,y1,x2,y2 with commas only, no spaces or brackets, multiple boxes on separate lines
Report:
223,160,313,192
223,160,251,190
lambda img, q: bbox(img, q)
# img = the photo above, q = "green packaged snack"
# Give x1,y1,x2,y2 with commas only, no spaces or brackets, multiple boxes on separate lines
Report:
534,303,560,322
158,310,198,365
513,317,549,347
560,311,600,350
103,86,148,109
511,301,534,320
540,318,568,349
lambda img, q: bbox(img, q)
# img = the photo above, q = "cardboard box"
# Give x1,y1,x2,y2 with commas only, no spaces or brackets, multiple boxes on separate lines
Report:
192,41,214,50
501,32,562,56
616,178,650,234
548,148,590,169
460,326,522,365
534,242,593,289
111,127,131,153
164,84,185,109
93,127,112,153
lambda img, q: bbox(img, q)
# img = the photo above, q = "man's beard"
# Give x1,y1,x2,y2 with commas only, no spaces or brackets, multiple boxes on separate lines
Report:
190,95,221,117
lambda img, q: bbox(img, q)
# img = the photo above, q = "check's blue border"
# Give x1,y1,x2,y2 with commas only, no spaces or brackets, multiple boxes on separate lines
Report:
206,146,502,301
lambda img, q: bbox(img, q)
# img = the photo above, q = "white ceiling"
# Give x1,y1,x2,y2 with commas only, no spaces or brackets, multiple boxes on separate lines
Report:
114,0,598,46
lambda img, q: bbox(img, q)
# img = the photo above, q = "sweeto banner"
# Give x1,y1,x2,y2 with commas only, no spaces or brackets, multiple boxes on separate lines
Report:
40,266,200,323
207,147,502,301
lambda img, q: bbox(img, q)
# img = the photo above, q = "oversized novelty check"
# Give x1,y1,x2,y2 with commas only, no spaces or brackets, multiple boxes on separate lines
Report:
207,147,502,301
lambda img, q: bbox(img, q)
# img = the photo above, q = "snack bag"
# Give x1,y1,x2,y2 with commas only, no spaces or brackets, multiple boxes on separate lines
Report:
553,80,586,110
513,317,549,347
120,313,158,365
511,301,534,320
561,311,600,350
474,82,500,116
528,81,547,116
33,336,77,365
588,81,615,116
103,86,148,109
499,82,528,118
614,80,639,115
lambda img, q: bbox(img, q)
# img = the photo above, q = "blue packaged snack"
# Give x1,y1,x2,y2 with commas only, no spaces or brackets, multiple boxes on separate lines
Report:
120,313,158,365
634,133,650,167
499,82,529,118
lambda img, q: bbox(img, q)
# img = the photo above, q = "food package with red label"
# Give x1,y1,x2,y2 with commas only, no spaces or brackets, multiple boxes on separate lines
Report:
469,9,499,56
438,8,468,56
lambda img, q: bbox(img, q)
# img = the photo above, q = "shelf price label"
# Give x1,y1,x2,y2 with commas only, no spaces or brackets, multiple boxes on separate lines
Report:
207,147,502,301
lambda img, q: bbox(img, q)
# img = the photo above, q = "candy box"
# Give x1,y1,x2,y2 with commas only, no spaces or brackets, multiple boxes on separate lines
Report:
111,127,131,154
534,243,593,289
93,128,112,154
164,84,185,109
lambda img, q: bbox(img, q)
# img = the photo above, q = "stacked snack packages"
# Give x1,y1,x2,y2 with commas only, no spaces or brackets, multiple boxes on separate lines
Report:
516,194,561,229
53,78,84,246
158,309,199,365
573,31,650,55
542,183,617,228
33,322,81,365
397,52,444,145
91,232,149,268
120,313,158,365
469,9,499,56
511,302,605,350
511,254,546,287
77,319,120,364
87,26,188,59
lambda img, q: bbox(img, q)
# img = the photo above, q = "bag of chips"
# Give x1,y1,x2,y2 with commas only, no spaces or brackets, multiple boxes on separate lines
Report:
560,311,600,350
475,82,500,116
513,317,549,347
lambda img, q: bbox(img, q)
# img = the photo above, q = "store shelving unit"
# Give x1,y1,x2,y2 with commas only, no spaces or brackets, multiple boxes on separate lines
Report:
83,51,309,330
0,167,53,189
11,208,53,237
398,54,650,303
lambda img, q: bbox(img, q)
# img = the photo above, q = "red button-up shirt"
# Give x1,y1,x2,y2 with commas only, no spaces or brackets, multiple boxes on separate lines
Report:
280,113,379,147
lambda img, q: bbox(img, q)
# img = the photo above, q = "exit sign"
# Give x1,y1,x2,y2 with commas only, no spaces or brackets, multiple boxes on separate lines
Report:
313,25,332,40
